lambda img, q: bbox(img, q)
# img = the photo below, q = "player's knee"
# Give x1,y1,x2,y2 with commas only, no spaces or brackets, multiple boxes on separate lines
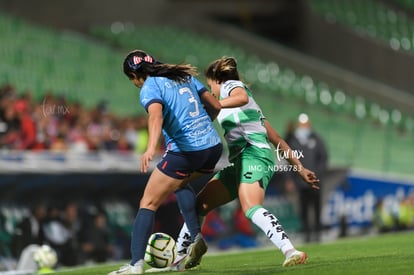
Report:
139,197,161,211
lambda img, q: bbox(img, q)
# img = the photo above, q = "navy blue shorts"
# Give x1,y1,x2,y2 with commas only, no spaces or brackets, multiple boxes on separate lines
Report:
157,143,223,179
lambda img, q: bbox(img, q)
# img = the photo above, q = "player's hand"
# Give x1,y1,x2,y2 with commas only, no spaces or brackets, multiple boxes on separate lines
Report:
299,168,320,190
140,150,154,173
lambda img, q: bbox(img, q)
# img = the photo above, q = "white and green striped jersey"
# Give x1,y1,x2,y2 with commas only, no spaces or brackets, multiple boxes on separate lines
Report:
217,80,271,160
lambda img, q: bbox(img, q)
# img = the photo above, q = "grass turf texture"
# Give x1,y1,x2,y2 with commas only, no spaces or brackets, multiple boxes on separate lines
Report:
53,231,414,275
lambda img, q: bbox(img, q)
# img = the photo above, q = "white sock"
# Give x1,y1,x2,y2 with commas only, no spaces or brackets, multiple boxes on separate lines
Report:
176,215,206,254
250,207,294,255
176,223,191,255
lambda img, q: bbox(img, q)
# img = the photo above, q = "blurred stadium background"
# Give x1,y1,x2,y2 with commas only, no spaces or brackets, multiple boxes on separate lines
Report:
0,0,413,271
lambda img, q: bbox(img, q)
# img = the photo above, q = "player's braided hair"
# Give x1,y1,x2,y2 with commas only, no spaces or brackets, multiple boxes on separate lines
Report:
205,57,240,83
123,50,198,83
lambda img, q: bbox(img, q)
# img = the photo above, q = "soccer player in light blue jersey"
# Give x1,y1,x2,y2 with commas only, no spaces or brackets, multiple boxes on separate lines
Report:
109,50,223,275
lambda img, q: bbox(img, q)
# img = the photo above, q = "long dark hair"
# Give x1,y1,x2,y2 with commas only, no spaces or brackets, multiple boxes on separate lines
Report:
123,50,198,83
204,57,240,83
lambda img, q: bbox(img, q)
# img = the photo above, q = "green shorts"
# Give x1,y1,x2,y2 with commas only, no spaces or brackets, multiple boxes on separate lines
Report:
213,145,275,200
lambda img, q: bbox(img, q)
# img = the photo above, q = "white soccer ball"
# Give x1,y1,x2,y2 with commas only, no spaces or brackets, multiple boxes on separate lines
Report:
33,245,58,269
144,232,177,268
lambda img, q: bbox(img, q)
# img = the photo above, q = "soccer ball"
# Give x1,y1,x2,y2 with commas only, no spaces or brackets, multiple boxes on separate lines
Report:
144,232,177,268
33,245,58,269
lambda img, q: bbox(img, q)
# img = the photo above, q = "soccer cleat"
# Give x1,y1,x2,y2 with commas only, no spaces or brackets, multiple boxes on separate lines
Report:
184,233,208,269
145,253,187,273
282,250,307,267
108,260,144,275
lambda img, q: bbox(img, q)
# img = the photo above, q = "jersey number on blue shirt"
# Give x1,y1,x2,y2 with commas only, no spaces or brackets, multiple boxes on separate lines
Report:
179,87,199,117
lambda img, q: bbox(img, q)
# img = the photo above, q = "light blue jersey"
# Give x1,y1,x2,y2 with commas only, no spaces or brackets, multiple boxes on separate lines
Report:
139,76,221,152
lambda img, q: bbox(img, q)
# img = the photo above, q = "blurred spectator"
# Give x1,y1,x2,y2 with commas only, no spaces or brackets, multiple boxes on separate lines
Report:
397,194,414,230
123,117,138,150
101,122,118,151
10,202,47,258
283,119,296,143
86,107,104,151
0,83,155,154
116,134,132,152
14,95,37,150
373,198,397,233
79,211,114,263
43,202,82,266
372,194,414,233
67,120,89,153
49,134,68,152
0,103,21,149
134,115,149,154
0,86,19,149
285,113,328,243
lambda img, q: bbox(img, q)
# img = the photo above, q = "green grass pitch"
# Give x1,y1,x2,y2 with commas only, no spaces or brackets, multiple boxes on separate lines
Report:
53,231,414,275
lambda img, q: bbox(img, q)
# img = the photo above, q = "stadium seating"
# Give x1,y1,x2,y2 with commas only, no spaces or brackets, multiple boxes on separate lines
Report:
0,12,138,116
394,0,414,11
308,0,414,52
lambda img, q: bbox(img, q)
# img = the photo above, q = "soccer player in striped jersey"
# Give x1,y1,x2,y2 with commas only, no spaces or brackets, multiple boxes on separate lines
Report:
108,50,223,275
173,57,321,270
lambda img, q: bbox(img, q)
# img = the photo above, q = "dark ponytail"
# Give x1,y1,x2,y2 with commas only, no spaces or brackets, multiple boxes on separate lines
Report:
123,49,198,83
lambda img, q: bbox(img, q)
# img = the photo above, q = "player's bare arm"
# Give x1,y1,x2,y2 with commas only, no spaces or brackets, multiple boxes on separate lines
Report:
264,120,320,189
220,87,249,108
200,91,221,120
